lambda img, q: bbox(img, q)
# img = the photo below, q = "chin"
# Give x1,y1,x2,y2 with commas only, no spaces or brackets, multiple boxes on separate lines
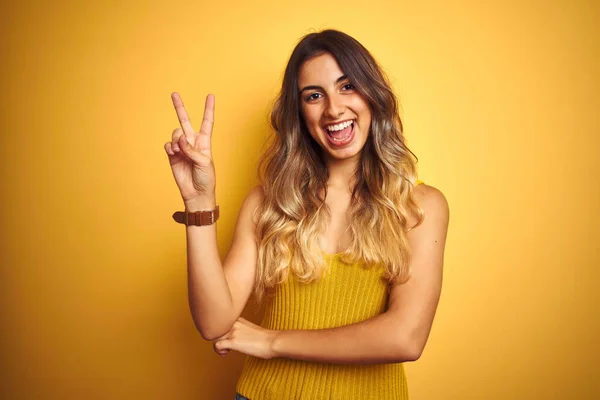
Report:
322,142,365,162
329,147,362,159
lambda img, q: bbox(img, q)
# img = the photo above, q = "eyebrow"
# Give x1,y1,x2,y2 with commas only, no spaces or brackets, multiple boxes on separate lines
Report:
299,75,348,94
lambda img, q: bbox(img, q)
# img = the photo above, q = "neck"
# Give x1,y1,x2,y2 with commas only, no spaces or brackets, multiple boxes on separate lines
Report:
325,153,360,192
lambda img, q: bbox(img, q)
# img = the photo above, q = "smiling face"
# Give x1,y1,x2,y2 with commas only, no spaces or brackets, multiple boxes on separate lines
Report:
297,52,372,164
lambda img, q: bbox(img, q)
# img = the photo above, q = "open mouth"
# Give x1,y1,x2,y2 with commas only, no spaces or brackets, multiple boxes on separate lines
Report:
324,119,355,143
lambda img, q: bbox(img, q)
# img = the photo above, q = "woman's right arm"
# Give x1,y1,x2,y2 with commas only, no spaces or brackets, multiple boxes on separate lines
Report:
165,93,260,340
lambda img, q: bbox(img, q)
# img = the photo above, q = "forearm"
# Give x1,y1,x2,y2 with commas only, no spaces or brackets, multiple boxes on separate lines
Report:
185,200,235,340
271,311,420,365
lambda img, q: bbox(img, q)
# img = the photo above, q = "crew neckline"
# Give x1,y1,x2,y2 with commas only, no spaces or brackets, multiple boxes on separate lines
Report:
320,248,346,258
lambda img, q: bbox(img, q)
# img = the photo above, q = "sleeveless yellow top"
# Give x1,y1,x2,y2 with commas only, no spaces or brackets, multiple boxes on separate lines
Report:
236,254,408,399
236,181,422,399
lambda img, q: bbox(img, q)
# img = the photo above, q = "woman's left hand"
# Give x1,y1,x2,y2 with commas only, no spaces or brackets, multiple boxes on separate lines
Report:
213,318,280,359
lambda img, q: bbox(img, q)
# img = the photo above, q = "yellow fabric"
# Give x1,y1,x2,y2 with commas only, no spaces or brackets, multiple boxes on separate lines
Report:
237,180,422,399
236,255,409,399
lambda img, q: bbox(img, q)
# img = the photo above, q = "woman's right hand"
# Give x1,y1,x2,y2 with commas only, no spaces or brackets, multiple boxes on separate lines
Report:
164,92,216,208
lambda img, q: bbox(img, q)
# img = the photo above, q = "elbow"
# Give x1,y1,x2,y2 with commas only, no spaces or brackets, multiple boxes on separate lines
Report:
403,343,423,362
189,309,236,341
394,334,426,362
198,326,230,341
199,329,219,341
194,320,232,341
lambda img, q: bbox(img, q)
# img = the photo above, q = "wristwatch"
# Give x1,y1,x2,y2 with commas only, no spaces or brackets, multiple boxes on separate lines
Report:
172,206,219,226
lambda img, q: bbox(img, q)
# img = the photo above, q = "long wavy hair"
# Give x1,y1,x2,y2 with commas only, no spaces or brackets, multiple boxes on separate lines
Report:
254,30,423,302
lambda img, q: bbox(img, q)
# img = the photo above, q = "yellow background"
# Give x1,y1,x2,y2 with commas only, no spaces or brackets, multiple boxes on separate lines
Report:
1,0,598,399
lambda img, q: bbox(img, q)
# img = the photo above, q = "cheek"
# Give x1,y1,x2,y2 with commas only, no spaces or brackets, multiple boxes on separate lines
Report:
302,108,320,127
361,106,372,129
360,113,372,140
301,110,324,138
349,97,371,118
364,114,372,130
299,115,320,142
357,106,371,126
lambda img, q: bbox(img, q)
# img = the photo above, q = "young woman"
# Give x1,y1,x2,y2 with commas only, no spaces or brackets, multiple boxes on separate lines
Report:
165,30,449,400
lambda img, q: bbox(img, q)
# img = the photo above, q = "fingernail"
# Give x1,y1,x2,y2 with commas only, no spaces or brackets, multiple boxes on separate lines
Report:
173,144,180,152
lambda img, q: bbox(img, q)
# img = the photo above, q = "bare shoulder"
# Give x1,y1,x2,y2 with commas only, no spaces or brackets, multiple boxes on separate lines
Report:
246,184,265,205
412,183,449,228
414,184,449,213
242,184,266,225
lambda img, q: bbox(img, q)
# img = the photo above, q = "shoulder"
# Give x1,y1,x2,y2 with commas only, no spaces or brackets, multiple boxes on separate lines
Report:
411,183,449,230
414,184,448,216
242,185,266,224
247,184,265,204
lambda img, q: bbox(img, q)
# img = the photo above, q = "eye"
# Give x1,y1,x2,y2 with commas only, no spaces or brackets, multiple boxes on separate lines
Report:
305,92,322,102
341,83,355,91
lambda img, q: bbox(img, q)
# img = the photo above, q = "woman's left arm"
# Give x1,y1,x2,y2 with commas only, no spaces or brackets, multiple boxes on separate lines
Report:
214,185,449,364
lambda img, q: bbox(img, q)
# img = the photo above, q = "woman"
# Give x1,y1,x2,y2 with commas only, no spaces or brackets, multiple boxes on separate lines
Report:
165,30,449,400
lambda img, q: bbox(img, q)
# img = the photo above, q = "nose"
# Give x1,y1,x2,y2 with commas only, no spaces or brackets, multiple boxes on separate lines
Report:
324,93,345,119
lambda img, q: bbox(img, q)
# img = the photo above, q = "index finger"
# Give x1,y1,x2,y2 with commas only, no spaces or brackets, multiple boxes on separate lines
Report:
171,92,195,136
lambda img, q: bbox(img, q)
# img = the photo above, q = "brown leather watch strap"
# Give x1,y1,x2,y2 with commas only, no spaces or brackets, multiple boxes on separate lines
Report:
172,206,219,226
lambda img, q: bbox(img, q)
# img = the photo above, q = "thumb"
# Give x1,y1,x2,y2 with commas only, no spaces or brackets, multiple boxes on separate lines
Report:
178,134,210,166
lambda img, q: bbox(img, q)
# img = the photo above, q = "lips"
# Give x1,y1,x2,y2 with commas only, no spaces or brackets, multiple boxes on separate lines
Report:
323,121,355,147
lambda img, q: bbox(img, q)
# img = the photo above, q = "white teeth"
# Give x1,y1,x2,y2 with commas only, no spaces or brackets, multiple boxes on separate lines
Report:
325,120,353,132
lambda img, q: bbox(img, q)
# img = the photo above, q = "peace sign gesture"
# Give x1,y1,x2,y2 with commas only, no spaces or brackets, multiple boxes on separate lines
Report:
164,93,216,208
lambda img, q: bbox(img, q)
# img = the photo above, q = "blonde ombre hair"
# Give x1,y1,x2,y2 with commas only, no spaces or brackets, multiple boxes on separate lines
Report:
254,30,423,301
